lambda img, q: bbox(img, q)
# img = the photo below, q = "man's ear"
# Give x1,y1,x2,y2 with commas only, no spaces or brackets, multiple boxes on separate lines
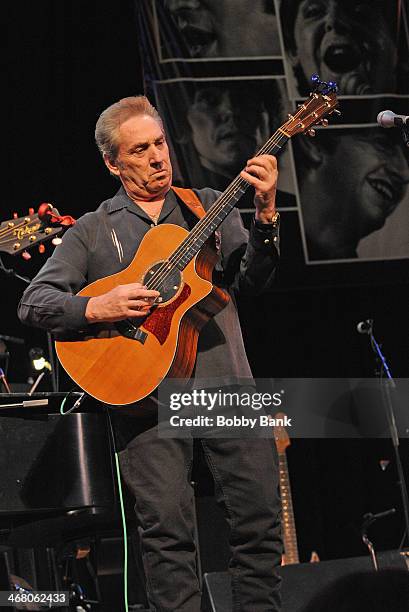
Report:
103,154,121,177
296,134,324,168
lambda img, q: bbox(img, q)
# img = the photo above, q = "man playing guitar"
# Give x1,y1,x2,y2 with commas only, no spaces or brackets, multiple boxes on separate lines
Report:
18,95,282,611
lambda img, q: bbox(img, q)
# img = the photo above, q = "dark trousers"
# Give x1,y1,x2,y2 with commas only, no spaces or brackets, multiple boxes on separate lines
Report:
117,422,282,612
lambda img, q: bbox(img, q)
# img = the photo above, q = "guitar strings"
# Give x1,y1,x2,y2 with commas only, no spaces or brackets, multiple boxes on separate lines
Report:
145,131,287,291
144,132,286,293
0,219,39,241
0,129,285,254
144,130,288,294
145,94,334,293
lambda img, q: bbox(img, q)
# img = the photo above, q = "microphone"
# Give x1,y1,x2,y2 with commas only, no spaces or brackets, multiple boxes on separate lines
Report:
357,319,373,335
363,508,396,528
377,110,409,128
0,334,24,345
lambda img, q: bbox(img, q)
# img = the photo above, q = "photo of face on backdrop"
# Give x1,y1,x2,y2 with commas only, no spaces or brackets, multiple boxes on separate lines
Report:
153,78,297,210
278,0,409,98
294,126,409,262
158,0,282,59
138,0,409,271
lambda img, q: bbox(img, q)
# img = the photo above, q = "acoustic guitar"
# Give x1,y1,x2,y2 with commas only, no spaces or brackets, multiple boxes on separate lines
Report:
56,82,338,405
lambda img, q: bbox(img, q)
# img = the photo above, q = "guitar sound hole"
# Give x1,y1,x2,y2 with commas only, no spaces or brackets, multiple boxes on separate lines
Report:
143,262,182,303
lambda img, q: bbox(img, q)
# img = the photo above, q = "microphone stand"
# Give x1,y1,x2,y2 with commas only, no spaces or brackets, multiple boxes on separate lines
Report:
361,509,396,570
362,321,409,548
0,254,58,392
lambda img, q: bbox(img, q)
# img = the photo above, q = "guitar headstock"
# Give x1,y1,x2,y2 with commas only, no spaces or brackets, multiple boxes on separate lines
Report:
0,204,75,256
272,412,291,454
281,75,339,139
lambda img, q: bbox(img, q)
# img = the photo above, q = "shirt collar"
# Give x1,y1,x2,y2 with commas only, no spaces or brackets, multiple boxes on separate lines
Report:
107,186,178,223
107,186,133,213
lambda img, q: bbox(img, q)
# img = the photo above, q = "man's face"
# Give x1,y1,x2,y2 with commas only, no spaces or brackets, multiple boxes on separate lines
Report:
164,0,280,57
291,0,396,94
106,115,172,201
313,132,409,238
164,0,217,57
187,86,266,174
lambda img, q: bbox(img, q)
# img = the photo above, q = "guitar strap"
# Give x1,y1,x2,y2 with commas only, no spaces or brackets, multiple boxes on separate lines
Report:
171,186,207,220
171,185,223,255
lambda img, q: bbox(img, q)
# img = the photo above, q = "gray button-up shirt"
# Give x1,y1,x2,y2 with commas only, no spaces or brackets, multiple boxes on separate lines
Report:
18,186,279,387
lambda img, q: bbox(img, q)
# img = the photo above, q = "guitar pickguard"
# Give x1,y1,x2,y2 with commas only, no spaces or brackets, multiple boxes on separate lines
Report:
143,283,192,345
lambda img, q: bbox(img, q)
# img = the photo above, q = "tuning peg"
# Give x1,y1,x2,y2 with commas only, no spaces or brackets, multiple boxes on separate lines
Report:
310,73,338,93
22,251,31,261
38,244,46,254
306,129,316,137
52,237,62,246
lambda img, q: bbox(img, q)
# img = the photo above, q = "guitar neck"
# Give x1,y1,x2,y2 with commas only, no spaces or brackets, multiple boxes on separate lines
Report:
279,451,299,565
142,85,338,291
172,129,289,271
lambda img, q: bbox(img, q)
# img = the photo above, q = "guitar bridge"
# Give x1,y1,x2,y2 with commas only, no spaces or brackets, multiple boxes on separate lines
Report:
115,320,148,344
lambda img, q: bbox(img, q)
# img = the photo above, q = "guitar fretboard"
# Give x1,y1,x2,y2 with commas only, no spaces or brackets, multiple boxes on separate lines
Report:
279,451,299,565
145,131,289,290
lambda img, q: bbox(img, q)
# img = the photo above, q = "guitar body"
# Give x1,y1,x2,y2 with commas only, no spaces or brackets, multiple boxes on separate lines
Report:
55,224,229,405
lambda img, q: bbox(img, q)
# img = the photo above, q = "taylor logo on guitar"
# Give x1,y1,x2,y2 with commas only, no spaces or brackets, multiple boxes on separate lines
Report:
55,79,339,405
0,204,75,257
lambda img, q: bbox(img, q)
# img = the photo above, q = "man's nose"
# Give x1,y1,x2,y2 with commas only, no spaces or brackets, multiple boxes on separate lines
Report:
217,101,234,123
324,2,349,34
150,146,164,165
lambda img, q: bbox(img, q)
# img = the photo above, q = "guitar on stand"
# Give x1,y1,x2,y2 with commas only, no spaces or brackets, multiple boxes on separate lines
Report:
273,413,320,565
